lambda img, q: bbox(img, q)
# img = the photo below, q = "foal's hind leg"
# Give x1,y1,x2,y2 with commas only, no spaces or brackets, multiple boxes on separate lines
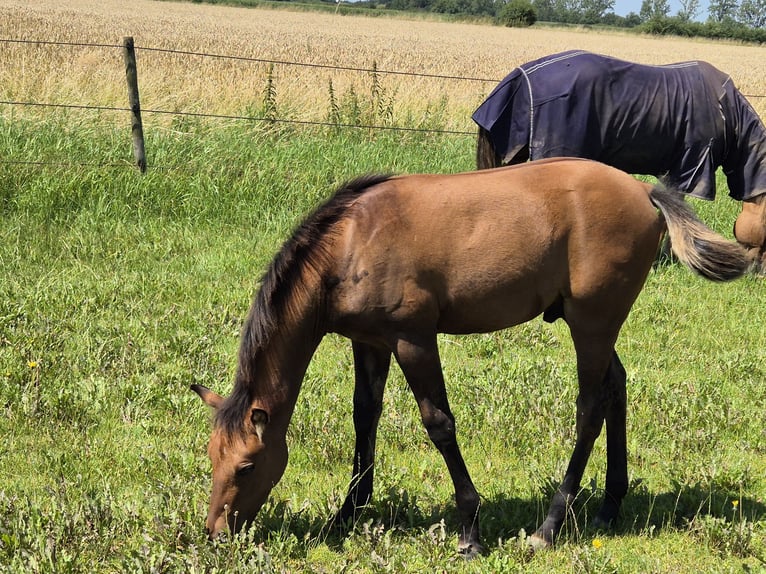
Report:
594,352,628,530
334,341,391,527
394,334,484,557
531,331,619,549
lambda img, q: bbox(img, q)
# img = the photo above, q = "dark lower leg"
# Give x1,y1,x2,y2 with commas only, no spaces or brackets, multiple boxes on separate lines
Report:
420,400,482,555
336,342,390,525
595,353,628,528
533,378,607,545
395,335,483,556
533,439,598,544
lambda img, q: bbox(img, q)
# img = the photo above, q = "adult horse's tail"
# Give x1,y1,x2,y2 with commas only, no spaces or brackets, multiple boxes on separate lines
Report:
650,186,750,281
476,127,501,170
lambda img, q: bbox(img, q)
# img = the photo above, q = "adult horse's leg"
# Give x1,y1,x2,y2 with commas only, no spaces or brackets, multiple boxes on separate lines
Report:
531,329,620,549
334,341,392,527
394,333,484,557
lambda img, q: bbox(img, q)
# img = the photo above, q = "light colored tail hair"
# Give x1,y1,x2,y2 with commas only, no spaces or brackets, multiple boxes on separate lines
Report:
649,186,750,282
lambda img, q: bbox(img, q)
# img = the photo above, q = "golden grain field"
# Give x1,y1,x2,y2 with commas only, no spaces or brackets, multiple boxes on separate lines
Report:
1,0,765,130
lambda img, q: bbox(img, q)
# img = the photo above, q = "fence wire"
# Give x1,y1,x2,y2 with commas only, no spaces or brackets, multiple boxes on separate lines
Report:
0,100,476,136
1,37,765,172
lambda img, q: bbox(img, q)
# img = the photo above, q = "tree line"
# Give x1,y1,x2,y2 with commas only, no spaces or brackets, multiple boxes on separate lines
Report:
197,0,765,40
350,0,766,39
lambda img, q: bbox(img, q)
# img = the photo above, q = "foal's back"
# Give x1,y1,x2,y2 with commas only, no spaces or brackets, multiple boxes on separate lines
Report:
326,159,663,339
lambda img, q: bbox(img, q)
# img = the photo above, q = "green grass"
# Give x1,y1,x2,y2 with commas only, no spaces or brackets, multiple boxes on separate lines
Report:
1,112,765,572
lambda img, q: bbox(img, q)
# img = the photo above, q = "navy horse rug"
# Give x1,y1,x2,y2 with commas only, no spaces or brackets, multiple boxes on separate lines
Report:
472,50,766,201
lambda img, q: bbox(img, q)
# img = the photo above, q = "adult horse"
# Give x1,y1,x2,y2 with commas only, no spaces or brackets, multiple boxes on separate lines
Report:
191,159,749,556
472,50,766,269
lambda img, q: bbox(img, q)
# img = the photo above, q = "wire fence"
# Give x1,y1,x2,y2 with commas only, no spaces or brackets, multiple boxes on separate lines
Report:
0,98,479,135
2,37,765,173
1,37,501,171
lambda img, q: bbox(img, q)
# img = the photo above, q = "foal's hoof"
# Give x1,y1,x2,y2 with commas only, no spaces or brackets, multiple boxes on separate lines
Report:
328,508,358,532
457,542,485,559
590,514,613,532
526,534,551,554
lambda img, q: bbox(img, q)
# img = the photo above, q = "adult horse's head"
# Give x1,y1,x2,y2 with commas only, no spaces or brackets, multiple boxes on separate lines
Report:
734,194,766,272
192,384,288,538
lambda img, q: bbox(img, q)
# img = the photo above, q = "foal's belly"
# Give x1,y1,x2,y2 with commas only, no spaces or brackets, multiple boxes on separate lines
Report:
435,290,550,335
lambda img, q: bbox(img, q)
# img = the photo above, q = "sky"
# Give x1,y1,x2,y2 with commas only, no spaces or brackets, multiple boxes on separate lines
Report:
612,0,710,18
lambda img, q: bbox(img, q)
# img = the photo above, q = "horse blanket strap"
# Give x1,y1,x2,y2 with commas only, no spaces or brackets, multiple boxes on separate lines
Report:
472,50,766,200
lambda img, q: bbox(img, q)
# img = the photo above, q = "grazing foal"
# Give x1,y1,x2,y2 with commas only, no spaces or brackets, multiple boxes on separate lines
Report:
192,159,748,556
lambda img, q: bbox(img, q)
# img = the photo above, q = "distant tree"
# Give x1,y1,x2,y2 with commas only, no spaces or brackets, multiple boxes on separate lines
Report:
431,0,464,13
739,0,766,26
603,10,642,25
640,0,670,19
532,0,556,19
578,0,615,22
389,0,431,9
498,0,537,25
677,0,701,20
533,0,616,22
471,0,501,15
551,0,580,20
431,0,497,15
708,0,738,21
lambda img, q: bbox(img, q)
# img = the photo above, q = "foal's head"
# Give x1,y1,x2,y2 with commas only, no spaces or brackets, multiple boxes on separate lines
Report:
190,175,393,538
192,384,288,538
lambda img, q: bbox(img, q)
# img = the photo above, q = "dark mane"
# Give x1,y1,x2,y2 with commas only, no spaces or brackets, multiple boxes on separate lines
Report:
215,173,394,436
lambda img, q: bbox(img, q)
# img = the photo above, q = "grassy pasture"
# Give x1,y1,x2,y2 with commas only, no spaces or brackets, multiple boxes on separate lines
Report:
1,1,766,572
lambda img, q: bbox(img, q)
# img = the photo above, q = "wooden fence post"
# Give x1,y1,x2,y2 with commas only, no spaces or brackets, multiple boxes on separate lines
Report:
123,36,146,173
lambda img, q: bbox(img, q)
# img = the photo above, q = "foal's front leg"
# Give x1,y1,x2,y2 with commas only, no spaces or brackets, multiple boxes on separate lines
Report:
394,334,484,557
334,341,391,527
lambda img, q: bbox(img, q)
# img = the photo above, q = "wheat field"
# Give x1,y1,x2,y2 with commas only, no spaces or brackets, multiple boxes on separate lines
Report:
1,0,765,131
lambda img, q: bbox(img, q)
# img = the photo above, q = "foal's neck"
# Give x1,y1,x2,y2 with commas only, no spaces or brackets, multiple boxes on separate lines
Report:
242,305,324,430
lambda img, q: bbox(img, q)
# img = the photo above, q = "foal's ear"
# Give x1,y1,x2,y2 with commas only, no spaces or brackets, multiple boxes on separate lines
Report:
250,408,269,441
191,384,224,410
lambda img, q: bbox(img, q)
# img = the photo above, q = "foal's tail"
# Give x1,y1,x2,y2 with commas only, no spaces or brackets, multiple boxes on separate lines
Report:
649,186,750,282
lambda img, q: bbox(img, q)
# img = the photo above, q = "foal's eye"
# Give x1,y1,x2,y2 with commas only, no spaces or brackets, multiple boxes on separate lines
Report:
236,463,255,477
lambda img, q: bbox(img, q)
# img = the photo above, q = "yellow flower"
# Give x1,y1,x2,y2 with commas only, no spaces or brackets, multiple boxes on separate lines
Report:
592,538,603,549
27,360,38,369
732,500,739,509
